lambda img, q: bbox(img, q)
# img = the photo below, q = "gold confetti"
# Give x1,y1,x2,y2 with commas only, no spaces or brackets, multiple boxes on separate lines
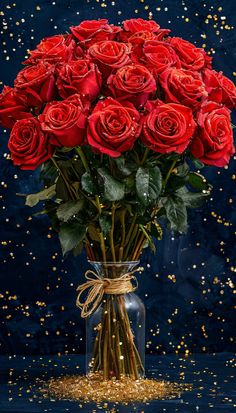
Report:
44,372,189,403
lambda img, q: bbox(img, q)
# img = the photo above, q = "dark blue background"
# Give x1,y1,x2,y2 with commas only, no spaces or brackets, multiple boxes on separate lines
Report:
0,0,235,356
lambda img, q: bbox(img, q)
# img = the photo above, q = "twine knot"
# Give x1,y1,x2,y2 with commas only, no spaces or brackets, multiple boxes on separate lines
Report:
76,269,138,318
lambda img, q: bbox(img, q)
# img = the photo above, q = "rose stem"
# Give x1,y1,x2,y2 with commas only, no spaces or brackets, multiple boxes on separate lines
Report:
51,157,77,200
118,209,126,261
123,224,139,260
111,297,120,378
117,296,139,378
110,203,116,262
124,213,137,248
140,148,150,165
162,159,177,192
75,146,102,214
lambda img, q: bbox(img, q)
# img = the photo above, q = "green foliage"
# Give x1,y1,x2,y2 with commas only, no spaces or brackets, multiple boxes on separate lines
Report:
81,172,97,195
24,144,213,257
56,200,84,222
98,167,125,201
25,184,56,207
99,213,112,235
59,222,86,255
163,196,188,233
136,166,162,206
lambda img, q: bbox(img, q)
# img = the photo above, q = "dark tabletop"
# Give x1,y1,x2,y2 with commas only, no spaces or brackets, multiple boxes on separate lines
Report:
0,353,235,413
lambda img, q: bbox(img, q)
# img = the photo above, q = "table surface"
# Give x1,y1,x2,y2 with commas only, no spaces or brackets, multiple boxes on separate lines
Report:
0,353,235,413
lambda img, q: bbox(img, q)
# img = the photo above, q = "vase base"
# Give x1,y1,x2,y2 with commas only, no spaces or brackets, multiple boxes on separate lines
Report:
44,372,190,403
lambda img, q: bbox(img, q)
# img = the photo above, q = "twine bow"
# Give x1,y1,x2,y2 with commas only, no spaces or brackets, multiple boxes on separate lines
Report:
76,269,138,318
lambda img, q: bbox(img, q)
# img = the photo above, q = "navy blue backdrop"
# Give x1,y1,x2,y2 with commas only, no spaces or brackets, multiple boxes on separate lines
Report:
0,0,235,356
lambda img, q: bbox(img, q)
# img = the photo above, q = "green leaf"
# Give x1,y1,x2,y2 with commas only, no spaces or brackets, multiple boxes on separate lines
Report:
99,213,112,235
72,242,84,257
56,200,84,222
176,187,210,208
59,222,86,255
187,172,212,192
98,167,125,201
139,224,156,253
136,166,162,206
163,197,188,233
55,175,70,201
176,162,189,177
113,156,134,176
25,184,56,207
81,172,97,195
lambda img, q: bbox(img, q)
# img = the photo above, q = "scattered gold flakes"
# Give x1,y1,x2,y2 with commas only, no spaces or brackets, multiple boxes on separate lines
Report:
44,373,188,403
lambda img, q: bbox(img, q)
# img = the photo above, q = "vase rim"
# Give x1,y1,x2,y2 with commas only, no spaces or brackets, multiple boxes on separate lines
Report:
88,260,140,266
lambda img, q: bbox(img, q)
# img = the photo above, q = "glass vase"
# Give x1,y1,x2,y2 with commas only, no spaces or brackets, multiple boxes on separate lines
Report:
86,261,145,380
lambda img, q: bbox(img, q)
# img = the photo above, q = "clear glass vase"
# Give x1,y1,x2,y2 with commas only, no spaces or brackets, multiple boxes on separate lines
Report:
86,261,145,380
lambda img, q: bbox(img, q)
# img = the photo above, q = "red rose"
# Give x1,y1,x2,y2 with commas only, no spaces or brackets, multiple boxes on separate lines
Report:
24,35,75,65
190,101,235,167
39,94,88,147
168,37,212,71
8,118,54,170
0,86,32,129
70,19,120,48
88,41,131,79
141,100,196,153
56,59,102,100
123,18,160,34
203,69,236,109
87,97,141,157
107,64,156,107
138,40,180,76
160,68,208,109
119,18,161,42
14,61,56,107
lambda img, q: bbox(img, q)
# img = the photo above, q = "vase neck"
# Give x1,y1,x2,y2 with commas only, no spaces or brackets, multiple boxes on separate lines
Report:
88,261,139,279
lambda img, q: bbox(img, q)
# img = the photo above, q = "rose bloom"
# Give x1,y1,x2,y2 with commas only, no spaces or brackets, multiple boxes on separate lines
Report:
0,86,33,129
56,59,102,100
39,94,89,147
119,18,161,42
8,118,54,170
190,101,235,167
203,69,236,109
14,61,56,107
107,64,156,107
70,19,120,48
141,100,196,153
160,68,208,109
24,35,75,65
88,41,131,79
138,40,180,76
168,37,212,71
87,97,141,157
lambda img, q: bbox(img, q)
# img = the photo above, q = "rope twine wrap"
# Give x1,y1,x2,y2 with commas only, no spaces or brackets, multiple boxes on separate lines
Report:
76,269,138,318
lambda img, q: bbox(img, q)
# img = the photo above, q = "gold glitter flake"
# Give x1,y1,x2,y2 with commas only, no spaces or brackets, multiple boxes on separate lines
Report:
44,373,188,403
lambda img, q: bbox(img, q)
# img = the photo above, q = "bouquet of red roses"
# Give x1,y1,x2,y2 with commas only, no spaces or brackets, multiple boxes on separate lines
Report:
0,18,235,380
